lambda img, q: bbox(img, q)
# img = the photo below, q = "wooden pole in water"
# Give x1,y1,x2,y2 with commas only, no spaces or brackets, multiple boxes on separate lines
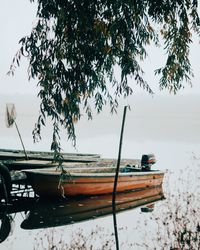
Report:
112,106,128,250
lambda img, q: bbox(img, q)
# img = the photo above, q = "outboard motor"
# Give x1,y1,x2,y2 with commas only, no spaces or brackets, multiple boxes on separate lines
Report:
141,154,156,171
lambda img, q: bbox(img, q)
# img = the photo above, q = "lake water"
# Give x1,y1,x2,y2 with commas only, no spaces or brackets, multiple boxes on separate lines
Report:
0,159,199,250
0,94,200,249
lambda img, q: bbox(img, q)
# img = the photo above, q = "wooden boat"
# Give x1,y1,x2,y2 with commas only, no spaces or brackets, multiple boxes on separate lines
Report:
0,149,101,202
0,149,100,170
23,158,164,198
21,186,164,230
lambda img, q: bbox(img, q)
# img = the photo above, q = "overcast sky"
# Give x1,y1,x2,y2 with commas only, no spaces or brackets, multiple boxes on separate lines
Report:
0,0,200,96
0,1,38,95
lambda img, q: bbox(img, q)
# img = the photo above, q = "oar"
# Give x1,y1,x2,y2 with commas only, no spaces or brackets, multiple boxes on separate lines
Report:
5,103,28,160
112,105,128,250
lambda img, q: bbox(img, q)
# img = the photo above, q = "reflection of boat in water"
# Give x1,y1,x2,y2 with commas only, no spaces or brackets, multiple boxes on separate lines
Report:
0,197,36,243
0,214,12,243
21,186,164,230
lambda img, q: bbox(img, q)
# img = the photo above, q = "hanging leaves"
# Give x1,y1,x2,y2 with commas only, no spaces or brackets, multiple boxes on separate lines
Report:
9,0,200,149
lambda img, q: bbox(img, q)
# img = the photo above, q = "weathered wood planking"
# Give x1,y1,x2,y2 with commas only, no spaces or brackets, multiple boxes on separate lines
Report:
0,148,100,162
3,158,141,171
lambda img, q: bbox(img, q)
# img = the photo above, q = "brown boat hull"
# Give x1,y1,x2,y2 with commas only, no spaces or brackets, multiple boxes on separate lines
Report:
25,169,164,197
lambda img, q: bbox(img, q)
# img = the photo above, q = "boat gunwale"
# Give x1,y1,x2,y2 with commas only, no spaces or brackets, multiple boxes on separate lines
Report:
23,167,165,178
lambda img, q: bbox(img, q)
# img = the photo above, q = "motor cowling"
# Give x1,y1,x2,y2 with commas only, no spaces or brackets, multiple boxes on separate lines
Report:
141,154,156,171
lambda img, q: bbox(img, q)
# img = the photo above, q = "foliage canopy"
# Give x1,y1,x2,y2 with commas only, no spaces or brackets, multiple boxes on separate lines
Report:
10,0,200,150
